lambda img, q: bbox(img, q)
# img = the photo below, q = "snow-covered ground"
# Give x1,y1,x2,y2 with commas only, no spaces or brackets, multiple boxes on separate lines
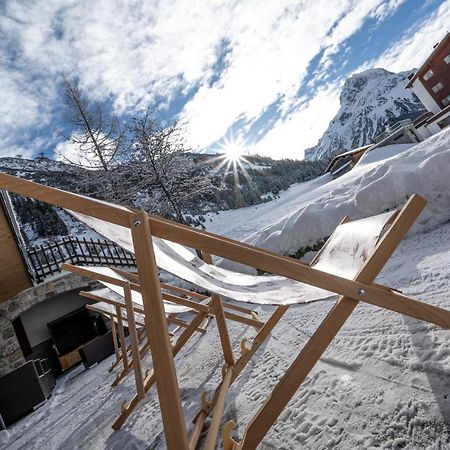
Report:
3,129,450,449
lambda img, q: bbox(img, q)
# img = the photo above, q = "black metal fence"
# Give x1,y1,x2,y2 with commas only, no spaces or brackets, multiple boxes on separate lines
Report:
26,237,136,283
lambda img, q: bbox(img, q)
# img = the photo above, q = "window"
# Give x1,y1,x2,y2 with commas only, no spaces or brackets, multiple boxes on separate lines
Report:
423,69,434,80
442,95,450,107
432,82,444,93
445,54,450,64
437,116,450,129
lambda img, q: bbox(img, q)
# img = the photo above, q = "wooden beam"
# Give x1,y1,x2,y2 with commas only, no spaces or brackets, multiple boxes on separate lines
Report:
115,304,128,371
162,292,264,329
3,174,431,322
204,367,233,450
109,313,120,364
130,211,189,450
0,172,131,227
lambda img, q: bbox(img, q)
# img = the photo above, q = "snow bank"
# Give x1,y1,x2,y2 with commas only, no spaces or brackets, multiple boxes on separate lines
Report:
245,129,450,258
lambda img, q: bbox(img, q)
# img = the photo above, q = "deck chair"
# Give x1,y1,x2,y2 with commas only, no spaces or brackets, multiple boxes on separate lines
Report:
62,264,212,408
2,172,450,450
62,262,262,428
85,301,147,371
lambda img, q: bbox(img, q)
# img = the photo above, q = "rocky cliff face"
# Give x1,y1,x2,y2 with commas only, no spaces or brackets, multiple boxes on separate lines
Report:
304,68,426,160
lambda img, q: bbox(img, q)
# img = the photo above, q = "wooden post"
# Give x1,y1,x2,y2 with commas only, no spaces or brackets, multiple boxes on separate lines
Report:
115,304,128,370
232,194,427,449
109,313,120,364
130,211,189,450
123,282,145,400
189,305,289,449
204,367,233,450
203,252,234,366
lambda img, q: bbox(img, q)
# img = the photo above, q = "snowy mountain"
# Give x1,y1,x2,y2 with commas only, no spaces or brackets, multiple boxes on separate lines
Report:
304,68,426,160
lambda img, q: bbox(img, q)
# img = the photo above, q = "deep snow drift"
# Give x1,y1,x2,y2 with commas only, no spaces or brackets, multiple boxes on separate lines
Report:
4,129,450,449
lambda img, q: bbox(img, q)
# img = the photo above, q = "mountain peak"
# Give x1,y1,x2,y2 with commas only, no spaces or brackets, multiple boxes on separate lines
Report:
305,68,425,160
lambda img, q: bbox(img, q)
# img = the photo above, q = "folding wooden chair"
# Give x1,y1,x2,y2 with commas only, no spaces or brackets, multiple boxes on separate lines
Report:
61,264,212,415
2,172,450,450
61,262,262,429
220,195,448,449
85,300,147,373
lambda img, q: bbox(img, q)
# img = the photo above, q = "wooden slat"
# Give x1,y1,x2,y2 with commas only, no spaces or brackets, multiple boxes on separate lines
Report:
124,283,145,400
2,174,433,319
0,172,131,227
204,367,233,450
203,252,234,367
115,304,128,370
109,313,120,362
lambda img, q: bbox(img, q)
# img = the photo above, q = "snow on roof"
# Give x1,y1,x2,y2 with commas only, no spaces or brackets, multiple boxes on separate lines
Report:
324,145,373,173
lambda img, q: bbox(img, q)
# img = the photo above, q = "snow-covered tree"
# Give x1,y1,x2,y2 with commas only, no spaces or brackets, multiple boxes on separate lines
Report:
60,77,131,204
129,111,214,224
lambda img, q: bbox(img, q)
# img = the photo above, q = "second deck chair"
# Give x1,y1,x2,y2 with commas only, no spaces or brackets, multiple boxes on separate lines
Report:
2,172,450,449
85,300,148,372
62,263,262,428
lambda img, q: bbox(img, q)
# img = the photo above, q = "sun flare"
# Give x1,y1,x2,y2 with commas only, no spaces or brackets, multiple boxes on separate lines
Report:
223,141,244,162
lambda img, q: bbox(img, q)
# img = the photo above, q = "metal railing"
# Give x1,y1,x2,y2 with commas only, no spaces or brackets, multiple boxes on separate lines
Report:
26,236,136,283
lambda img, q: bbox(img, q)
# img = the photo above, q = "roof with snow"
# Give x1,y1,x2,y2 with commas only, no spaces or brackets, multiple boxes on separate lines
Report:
324,145,372,174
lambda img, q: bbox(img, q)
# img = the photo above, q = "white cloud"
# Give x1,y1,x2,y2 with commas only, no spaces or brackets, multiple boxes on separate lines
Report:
248,82,342,159
54,139,83,165
0,0,433,160
179,0,404,152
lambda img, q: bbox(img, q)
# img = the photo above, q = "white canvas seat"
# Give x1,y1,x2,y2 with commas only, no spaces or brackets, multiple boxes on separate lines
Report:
69,209,396,305
75,265,193,314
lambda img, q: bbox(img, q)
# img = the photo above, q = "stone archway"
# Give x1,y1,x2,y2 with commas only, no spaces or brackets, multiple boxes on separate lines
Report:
0,273,99,376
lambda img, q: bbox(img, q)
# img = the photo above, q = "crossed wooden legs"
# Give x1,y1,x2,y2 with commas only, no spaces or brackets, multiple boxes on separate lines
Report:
112,309,210,429
188,305,289,449
222,193,444,448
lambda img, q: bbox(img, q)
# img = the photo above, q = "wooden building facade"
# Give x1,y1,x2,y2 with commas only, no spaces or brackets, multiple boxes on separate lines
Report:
0,191,32,303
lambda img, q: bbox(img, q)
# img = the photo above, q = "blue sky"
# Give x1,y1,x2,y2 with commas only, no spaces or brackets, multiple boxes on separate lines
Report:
0,0,449,161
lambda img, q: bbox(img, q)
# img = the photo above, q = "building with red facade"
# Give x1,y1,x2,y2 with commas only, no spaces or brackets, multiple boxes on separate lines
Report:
406,32,450,136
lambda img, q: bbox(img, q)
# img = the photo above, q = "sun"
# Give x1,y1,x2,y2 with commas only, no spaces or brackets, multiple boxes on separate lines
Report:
224,142,244,162
208,135,258,185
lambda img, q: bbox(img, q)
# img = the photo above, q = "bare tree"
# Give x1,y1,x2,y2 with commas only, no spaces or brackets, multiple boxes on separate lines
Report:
60,76,131,203
129,111,214,225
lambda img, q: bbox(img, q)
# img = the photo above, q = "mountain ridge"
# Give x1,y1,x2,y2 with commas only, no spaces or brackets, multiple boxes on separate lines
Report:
304,68,426,160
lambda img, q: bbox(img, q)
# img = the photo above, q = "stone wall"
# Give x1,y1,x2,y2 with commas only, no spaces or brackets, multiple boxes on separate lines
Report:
0,273,99,376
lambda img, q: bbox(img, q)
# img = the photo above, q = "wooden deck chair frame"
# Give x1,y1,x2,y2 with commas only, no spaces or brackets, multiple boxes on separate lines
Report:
220,195,439,449
85,303,147,372
84,294,152,387
2,173,450,449
62,262,263,430
63,263,211,393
